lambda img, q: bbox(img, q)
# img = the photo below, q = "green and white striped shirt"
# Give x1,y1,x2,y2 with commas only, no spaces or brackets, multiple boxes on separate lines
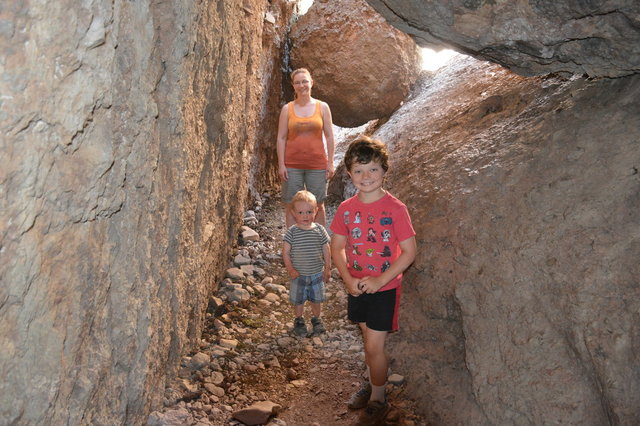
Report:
284,224,330,275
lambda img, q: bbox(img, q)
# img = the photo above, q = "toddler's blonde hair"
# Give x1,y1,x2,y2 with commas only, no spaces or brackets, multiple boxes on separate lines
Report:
290,190,317,210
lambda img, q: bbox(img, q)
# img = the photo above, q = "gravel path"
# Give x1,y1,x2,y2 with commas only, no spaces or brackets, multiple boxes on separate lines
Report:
148,194,424,426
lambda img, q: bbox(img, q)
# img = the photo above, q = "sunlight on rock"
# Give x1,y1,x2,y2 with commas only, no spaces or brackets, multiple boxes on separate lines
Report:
297,0,314,15
421,48,460,71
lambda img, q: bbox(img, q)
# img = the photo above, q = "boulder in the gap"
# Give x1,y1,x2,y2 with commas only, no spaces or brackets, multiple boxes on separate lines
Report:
289,0,421,127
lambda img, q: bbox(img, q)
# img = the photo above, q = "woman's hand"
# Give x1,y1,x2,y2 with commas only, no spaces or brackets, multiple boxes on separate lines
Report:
326,164,335,180
279,165,289,181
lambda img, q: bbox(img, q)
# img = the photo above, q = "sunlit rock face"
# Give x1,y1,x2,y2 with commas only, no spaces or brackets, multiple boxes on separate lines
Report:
375,56,640,424
289,0,421,127
365,0,640,77
0,1,291,424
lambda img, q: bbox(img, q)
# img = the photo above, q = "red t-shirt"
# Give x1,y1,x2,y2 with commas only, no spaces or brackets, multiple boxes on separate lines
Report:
330,192,415,292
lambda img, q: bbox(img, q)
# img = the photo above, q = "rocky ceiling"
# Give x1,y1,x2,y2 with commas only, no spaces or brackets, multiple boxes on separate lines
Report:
365,0,640,78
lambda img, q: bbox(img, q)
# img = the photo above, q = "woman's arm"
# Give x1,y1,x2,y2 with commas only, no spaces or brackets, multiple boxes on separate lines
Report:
276,104,289,181
321,102,336,179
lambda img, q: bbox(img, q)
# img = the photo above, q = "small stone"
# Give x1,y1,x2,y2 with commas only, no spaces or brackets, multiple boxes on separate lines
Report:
286,368,300,380
210,371,224,385
265,283,287,294
232,401,282,425
234,254,252,266
264,357,281,368
225,268,245,281
219,338,239,350
388,373,405,385
241,226,260,242
263,293,280,303
241,264,255,276
204,383,225,397
189,352,211,370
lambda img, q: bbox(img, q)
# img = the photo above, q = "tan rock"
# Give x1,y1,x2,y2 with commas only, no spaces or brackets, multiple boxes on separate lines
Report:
289,0,420,127
232,401,282,426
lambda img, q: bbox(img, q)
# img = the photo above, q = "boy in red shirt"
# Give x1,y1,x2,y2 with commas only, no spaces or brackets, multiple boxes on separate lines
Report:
330,136,416,425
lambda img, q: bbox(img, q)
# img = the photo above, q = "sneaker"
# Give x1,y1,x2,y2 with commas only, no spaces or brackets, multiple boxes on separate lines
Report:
356,400,390,425
347,381,372,410
311,316,326,335
292,317,307,336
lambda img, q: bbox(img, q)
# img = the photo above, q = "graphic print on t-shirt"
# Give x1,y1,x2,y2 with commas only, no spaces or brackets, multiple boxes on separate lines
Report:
330,193,415,292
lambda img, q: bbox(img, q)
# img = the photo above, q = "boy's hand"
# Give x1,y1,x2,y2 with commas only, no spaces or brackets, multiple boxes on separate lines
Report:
345,276,364,296
287,267,300,279
358,276,385,294
323,267,331,283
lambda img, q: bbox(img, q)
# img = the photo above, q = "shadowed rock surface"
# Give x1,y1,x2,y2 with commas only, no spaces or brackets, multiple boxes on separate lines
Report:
289,0,421,127
376,56,640,424
365,0,640,77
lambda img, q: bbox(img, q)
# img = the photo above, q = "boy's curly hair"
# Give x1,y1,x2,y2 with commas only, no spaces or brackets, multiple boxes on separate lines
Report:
344,135,389,172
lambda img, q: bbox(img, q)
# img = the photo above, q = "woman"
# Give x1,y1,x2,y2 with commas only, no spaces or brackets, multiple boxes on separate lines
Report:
277,68,336,227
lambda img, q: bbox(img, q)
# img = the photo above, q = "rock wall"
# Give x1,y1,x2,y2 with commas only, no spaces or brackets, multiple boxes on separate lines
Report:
376,57,640,424
365,0,640,78
0,1,291,424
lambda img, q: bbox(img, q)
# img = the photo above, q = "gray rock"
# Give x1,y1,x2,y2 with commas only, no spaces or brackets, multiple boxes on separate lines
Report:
225,268,246,281
189,353,211,370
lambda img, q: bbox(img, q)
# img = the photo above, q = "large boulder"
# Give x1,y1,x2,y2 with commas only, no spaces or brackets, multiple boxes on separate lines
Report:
289,0,421,128
374,57,640,423
365,0,640,78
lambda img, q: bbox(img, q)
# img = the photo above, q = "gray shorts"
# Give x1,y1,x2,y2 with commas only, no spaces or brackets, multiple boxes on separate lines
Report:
282,168,327,203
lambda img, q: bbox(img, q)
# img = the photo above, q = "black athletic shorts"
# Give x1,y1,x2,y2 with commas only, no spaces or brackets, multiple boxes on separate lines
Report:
347,287,401,332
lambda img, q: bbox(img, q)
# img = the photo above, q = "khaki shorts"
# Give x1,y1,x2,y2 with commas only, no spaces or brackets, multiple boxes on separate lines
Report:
282,168,327,203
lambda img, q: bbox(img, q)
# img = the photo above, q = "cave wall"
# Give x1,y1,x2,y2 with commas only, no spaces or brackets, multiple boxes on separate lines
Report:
379,58,640,424
0,0,291,424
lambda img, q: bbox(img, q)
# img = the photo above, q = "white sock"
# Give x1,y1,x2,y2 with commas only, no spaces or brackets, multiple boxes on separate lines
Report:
371,383,386,402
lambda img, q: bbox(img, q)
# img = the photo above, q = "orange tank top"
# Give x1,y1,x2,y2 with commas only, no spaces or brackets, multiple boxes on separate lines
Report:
284,100,327,170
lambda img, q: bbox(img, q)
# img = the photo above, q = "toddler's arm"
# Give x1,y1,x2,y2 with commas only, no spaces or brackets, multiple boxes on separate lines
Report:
282,241,300,279
330,234,362,296
359,236,417,293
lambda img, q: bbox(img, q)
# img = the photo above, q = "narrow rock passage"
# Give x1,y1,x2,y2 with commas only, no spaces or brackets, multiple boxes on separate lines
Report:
148,193,424,426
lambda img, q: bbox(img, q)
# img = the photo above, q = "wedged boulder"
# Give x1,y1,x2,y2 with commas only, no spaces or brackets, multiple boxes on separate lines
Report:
365,0,640,78
289,0,421,128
